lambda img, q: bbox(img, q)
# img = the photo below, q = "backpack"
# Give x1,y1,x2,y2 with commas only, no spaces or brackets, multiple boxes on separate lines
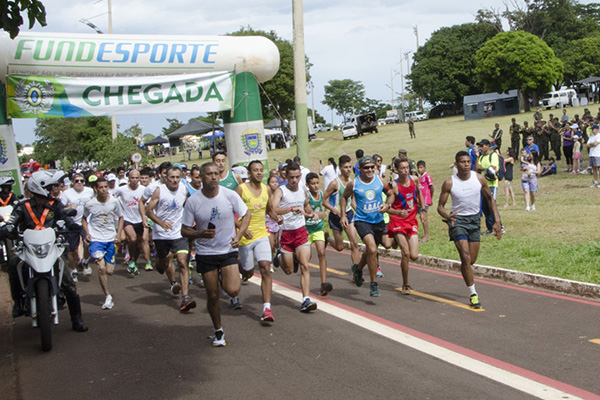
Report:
480,153,505,181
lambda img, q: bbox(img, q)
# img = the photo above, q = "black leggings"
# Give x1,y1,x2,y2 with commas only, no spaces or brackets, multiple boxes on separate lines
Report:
563,145,573,166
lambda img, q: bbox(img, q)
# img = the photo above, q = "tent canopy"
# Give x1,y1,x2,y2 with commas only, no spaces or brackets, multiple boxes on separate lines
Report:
167,118,223,139
264,119,288,129
200,130,225,139
574,77,600,85
144,136,168,146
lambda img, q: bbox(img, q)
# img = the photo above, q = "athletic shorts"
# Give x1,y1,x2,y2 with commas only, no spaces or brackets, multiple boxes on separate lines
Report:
387,216,418,237
154,237,189,259
354,220,386,246
503,180,512,188
308,230,325,244
89,241,116,265
590,156,600,167
124,220,144,236
417,204,429,214
448,214,480,243
239,236,272,271
280,226,309,253
196,252,239,275
328,209,354,231
67,226,85,252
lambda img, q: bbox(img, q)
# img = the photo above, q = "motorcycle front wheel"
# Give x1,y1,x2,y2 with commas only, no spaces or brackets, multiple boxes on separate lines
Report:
35,279,53,352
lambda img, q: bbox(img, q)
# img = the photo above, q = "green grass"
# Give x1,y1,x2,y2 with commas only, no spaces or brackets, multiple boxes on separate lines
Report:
262,105,600,284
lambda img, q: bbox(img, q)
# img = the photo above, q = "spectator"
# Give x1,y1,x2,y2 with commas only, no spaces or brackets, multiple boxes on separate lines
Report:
586,124,600,187
541,157,557,177
561,124,576,172
572,135,582,174
465,136,478,171
521,150,541,211
503,148,517,208
320,157,340,191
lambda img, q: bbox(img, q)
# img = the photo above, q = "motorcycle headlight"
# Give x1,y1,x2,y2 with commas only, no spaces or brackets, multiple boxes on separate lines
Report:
30,242,52,258
1,214,10,222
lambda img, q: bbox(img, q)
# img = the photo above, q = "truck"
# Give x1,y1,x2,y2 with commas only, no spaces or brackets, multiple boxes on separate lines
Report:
20,160,42,177
541,89,578,109
347,113,378,136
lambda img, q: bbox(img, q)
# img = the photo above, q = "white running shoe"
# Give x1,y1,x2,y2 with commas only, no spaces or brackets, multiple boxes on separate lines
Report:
531,204,536,211
102,295,114,310
525,206,530,211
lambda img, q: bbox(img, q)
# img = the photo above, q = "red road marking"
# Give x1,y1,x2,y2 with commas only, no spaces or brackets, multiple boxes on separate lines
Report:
324,247,600,307
272,276,600,400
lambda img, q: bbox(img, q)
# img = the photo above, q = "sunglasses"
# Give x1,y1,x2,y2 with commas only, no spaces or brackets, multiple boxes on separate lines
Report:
362,165,375,170
74,179,84,183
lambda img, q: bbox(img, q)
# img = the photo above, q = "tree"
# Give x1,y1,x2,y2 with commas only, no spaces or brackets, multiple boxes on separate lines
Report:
475,31,564,111
561,36,600,83
196,114,222,127
16,141,23,153
161,117,184,136
307,108,326,124
228,27,311,122
322,79,366,121
1,0,46,38
409,23,497,107
97,133,153,169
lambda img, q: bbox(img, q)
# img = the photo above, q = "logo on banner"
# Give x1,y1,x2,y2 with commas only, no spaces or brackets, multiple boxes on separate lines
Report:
241,128,263,156
0,137,8,165
14,79,55,115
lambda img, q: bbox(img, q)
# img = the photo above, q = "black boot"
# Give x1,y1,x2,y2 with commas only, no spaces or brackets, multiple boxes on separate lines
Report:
12,301,23,318
65,292,88,332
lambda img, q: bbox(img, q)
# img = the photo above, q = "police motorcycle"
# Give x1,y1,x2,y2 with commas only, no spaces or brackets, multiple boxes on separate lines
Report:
6,171,77,351
0,177,17,267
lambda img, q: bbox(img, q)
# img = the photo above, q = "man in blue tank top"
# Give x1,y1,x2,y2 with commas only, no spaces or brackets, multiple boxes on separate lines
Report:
341,156,390,297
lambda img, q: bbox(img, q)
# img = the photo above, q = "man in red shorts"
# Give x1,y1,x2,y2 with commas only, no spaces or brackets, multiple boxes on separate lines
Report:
271,163,317,312
385,157,425,294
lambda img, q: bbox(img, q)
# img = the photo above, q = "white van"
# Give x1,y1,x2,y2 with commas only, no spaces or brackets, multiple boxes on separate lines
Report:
341,124,358,140
541,89,577,109
404,110,428,122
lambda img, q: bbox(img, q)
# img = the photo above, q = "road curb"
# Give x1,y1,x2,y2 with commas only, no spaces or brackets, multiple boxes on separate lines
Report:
344,241,600,301
0,271,19,400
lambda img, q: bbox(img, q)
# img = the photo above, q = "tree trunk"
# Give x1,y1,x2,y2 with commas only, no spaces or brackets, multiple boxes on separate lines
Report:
519,90,531,112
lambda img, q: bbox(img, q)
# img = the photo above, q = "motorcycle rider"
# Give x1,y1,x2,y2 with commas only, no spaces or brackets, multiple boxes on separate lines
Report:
0,170,88,332
0,176,17,207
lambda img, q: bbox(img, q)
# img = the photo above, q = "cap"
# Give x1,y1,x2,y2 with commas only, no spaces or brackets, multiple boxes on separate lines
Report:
95,171,103,178
592,125,599,130
278,162,287,170
571,124,579,129
232,166,248,180
477,139,491,146
397,148,407,154
88,175,98,183
573,135,580,140
106,173,117,182
359,156,375,168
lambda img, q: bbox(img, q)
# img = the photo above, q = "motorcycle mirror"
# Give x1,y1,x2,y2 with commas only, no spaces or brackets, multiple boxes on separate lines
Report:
17,194,24,200
56,220,66,229
65,209,77,217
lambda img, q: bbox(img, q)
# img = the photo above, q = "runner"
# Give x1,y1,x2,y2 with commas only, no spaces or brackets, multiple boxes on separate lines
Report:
385,157,425,294
305,172,333,296
146,166,196,313
271,163,318,312
437,151,502,308
213,151,242,194
114,169,152,274
322,155,361,271
181,162,251,346
236,160,277,322
341,156,389,297
81,178,123,310
61,172,95,279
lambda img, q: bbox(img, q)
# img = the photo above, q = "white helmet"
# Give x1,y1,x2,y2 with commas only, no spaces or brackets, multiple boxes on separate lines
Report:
0,176,15,186
27,171,55,197
49,169,67,186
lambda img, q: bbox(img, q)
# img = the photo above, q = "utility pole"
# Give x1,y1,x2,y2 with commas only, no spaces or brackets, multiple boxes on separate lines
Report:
399,49,405,122
390,69,395,112
309,81,316,125
414,25,423,112
108,0,117,140
404,51,411,113
292,0,308,163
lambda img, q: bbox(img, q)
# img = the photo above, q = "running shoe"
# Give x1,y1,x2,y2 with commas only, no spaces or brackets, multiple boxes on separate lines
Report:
481,230,493,235
320,282,333,296
401,285,412,295
376,267,384,278
127,261,139,275
71,269,78,283
213,329,226,347
470,293,482,309
180,296,197,313
300,298,317,313
272,249,281,269
370,281,380,297
351,264,363,287
82,259,93,276
261,308,275,322
230,297,242,310
170,281,182,295
102,295,114,310
144,261,153,271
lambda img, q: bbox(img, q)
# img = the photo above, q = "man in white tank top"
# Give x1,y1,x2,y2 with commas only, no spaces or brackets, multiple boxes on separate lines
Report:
437,151,502,309
146,166,196,313
271,163,318,313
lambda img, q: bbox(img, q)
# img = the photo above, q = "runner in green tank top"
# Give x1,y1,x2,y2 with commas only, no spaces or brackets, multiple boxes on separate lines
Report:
212,151,242,194
322,155,361,271
306,173,332,296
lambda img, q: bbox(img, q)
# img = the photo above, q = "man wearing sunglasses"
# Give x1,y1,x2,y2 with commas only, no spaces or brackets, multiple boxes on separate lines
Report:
341,156,389,297
61,173,95,279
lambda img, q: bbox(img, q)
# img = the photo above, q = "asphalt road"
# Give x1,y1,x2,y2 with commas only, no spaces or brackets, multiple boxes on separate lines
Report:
2,246,599,400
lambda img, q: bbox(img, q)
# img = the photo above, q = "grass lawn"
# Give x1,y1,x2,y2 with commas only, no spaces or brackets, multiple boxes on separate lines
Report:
176,105,600,284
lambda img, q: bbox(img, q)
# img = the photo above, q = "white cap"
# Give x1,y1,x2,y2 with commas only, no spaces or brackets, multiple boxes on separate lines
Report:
231,166,248,180
106,173,118,181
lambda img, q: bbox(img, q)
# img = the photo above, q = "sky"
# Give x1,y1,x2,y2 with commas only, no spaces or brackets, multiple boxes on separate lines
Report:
7,0,595,145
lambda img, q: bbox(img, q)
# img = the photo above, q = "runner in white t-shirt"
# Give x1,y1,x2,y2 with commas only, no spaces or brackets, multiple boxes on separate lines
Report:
115,169,152,274
181,162,250,347
146,166,196,313
82,178,123,310
61,173,95,279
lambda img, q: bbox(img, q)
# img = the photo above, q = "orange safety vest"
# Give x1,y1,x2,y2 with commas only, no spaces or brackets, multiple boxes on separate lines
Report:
0,193,13,207
24,200,55,230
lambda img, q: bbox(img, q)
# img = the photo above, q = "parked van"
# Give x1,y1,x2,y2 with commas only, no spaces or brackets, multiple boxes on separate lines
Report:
541,89,577,109
341,124,358,140
404,110,428,122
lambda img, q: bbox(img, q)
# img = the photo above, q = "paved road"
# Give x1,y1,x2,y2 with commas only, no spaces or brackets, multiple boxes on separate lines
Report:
2,247,599,400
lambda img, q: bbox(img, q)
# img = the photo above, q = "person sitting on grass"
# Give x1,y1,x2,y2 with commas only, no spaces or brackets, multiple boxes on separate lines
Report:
541,157,557,177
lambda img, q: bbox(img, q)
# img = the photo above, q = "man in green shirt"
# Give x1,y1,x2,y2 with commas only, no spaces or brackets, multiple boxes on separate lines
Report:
475,139,504,235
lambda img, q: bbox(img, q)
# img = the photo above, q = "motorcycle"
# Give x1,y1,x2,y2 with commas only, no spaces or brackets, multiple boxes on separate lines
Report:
0,205,14,268
13,221,70,351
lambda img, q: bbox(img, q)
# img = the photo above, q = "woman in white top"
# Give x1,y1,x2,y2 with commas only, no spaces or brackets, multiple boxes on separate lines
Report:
373,154,387,179
521,150,542,211
320,157,340,191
